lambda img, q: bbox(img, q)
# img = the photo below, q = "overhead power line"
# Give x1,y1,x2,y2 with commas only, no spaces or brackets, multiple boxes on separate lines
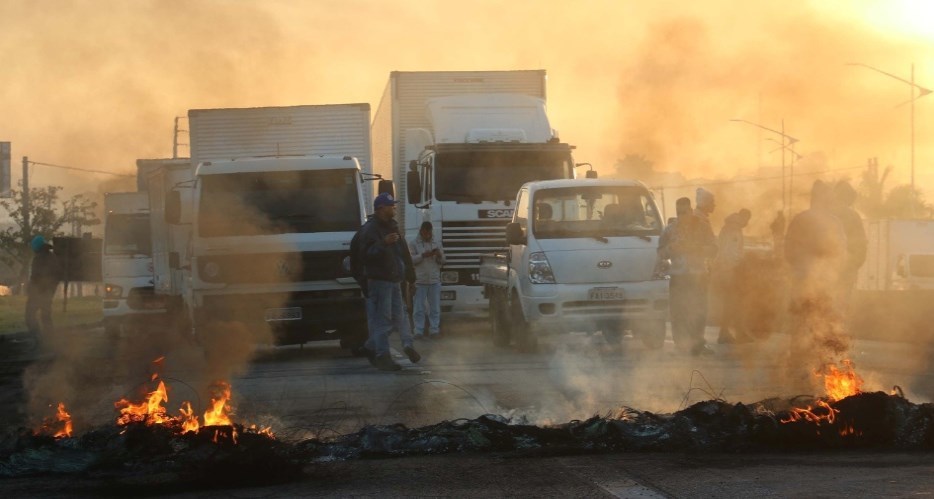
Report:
651,165,866,190
28,160,134,177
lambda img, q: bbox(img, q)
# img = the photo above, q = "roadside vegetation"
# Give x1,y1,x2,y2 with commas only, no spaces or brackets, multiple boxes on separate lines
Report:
0,295,102,335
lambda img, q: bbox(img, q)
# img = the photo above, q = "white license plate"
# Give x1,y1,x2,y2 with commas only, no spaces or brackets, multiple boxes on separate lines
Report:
264,307,302,322
589,287,625,301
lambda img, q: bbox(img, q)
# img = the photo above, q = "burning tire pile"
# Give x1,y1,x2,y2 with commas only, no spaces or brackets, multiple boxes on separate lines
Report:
3,390,934,488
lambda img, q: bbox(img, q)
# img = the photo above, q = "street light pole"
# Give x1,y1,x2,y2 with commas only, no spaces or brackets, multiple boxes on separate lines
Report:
847,62,931,193
730,118,799,216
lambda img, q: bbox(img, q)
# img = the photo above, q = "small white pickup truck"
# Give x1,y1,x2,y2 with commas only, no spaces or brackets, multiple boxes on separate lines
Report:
478,178,669,349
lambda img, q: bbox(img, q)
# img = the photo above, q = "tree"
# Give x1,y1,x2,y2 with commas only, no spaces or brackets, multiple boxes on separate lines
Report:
0,180,101,287
856,158,891,218
880,185,932,219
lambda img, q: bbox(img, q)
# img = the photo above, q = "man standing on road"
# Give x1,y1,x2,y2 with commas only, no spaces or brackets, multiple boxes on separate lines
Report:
682,188,719,356
25,235,62,340
663,196,717,355
715,208,752,344
832,180,867,315
409,221,444,340
358,193,421,371
783,180,848,389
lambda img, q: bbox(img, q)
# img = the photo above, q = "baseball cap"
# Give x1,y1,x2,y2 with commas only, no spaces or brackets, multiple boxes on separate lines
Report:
374,192,399,210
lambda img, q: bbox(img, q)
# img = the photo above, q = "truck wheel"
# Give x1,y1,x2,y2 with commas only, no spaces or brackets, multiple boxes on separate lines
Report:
638,319,667,350
511,292,537,352
490,290,511,347
601,321,624,345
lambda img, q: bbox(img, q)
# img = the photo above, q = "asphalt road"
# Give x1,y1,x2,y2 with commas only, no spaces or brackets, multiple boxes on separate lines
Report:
2,320,934,497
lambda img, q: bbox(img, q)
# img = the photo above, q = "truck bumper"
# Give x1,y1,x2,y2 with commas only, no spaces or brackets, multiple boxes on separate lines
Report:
194,288,367,345
440,284,490,318
521,280,669,333
103,291,168,323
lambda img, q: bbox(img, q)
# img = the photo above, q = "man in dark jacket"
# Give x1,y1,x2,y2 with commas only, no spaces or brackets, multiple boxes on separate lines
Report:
832,180,867,314
358,193,420,371
26,235,62,338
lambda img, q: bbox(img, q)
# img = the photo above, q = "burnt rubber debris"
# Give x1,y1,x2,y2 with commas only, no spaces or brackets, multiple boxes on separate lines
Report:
3,392,934,487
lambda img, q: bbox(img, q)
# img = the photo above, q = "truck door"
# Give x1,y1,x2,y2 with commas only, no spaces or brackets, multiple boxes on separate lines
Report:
509,189,530,284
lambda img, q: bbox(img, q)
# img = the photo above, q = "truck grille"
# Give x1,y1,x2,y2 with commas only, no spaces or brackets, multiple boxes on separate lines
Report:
441,221,509,280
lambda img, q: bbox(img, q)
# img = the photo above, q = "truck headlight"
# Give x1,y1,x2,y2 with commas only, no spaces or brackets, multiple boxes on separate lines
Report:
528,252,556,284
104,284,123,298
441,271,459,283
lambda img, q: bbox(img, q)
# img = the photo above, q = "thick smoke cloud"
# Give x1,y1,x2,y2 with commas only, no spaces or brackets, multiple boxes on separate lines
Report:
0,1,930,200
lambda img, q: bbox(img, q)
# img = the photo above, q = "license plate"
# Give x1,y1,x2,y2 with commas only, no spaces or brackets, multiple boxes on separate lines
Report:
264,307,302,322
589,287,624,301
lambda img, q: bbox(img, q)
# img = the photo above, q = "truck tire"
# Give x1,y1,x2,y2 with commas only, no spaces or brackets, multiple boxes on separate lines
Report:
489,289,511,347
510,292,537,352
638,319,667,350
601,321,624,345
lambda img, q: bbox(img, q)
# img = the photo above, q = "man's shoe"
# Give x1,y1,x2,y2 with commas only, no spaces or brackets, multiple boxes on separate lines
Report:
428,334,441,341
717,333,736,344
360,346,377,367
373,354,402,371
404,346,421,363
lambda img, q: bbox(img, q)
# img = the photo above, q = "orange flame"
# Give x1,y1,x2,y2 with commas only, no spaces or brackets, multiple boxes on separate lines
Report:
179,401,200,433
115,380,169,425
822,360,863,402
52,402,73,438
780,400,839,425
203,381,233,427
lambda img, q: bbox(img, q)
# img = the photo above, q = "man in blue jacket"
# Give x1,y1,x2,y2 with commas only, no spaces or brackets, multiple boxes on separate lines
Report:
358,193,420,371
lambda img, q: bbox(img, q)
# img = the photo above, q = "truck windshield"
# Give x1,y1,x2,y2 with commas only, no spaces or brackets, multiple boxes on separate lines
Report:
434,150,569,202
532,186,662,239
104,214,152,256
198,169,361,237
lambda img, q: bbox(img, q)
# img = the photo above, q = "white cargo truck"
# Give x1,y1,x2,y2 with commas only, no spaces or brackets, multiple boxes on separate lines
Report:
155,104,377,350
372,70,576,318
101,191,165,336
858,219,934,292
145,158,195,326
478,178,669,349
852,218,934,341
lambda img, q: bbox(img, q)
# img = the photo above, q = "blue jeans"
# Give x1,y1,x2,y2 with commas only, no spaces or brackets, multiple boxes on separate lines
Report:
413,282,441,336
364,279,413,357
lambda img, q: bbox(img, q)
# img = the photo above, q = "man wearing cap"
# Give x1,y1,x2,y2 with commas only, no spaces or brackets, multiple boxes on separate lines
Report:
357,193,420,371
25,235,62,340
682,188,718,355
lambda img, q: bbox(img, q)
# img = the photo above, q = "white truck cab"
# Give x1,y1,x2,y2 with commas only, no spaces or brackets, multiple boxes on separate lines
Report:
102,191,165,335
479,178,669,349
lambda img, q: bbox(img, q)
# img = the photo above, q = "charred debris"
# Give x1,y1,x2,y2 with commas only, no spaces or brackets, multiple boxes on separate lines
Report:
3,391,934,486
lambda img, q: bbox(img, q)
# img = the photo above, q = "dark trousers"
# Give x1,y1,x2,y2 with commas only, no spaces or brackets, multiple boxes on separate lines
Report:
25,290,54,336
669,273,709,350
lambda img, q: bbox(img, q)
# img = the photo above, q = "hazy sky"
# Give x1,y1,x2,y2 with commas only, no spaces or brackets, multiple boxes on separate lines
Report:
0,0,931,200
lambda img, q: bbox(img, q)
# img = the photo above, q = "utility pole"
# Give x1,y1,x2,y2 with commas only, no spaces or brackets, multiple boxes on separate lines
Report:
22,156,29,242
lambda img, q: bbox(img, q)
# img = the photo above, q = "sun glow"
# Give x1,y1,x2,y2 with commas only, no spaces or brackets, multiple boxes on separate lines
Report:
816,0,934,42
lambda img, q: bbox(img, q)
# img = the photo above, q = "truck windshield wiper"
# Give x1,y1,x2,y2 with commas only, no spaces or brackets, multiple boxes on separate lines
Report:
591,235,609,244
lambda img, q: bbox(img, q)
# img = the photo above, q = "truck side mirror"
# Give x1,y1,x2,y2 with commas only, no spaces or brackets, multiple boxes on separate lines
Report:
406,171,422,204
377,179,394,197
505,222,526,245
166,191,181,225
